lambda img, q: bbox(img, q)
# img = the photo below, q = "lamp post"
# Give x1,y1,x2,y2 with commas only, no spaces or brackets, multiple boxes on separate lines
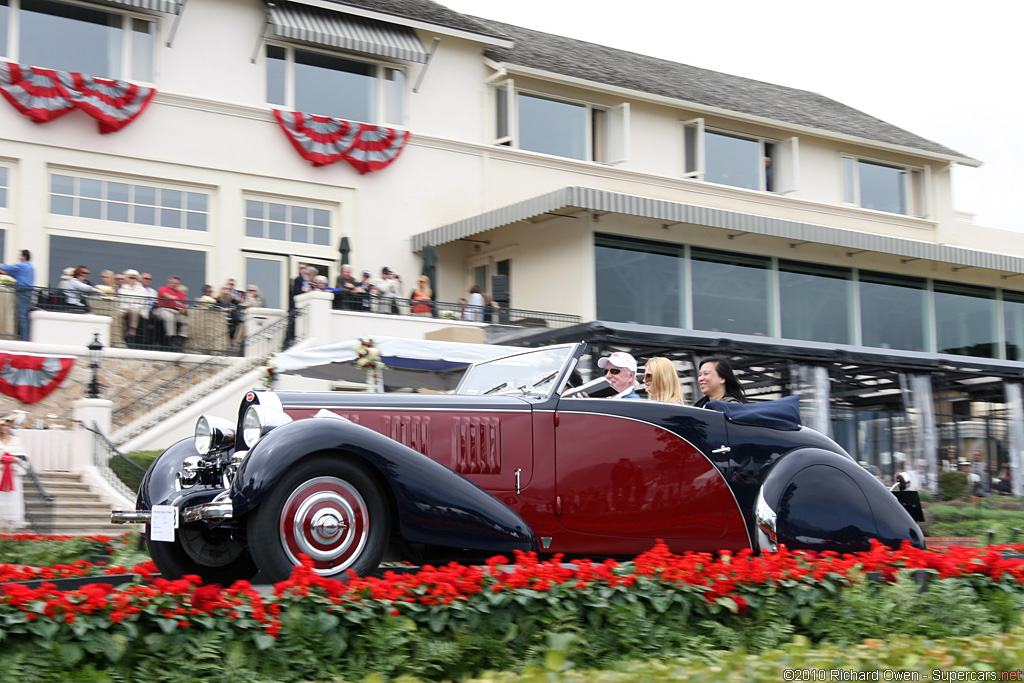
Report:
86,332,104,399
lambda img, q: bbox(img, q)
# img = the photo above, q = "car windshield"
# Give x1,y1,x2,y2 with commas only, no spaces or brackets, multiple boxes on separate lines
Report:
457,345,575,397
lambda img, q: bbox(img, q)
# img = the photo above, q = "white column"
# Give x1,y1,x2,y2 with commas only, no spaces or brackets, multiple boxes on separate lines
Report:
295,290,335,343
72,398,114,470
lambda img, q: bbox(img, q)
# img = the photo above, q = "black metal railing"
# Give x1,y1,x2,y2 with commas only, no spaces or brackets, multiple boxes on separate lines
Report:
109,309,301,436
1,284,584,344
330,293,582,329
81,421,146,498
27,285,246,355
20,456,55,534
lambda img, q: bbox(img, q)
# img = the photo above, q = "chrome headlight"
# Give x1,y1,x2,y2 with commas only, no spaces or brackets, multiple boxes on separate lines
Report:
195,415,236,455
242,404,292,449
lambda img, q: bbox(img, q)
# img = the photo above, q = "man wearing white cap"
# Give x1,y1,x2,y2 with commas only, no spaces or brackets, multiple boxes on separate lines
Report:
597,351,640,399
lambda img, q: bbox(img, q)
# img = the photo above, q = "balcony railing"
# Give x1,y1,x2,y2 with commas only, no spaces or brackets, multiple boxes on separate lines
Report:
0,285,582,349
330,293,581,329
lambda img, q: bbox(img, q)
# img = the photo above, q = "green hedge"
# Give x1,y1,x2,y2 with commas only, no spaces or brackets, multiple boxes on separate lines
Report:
2,542,1024,682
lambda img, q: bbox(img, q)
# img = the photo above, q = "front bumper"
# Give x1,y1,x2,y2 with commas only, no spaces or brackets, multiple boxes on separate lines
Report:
111,500,234,525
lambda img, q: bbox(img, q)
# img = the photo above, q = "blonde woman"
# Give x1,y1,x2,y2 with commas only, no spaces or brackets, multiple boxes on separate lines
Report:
643,357,683,405
410,275,433,316
96,269,117,295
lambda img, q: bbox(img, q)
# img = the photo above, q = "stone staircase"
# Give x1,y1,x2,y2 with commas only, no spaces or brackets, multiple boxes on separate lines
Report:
23,471,119,536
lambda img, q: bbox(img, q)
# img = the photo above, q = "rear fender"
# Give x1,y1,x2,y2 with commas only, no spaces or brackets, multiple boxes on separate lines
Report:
232,418,537,553
756,448,925,553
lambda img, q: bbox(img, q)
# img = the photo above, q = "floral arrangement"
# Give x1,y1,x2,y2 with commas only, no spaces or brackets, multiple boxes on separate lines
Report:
2,540,1024,680
260,352,277,390
353,337,385,370
354,337,386,393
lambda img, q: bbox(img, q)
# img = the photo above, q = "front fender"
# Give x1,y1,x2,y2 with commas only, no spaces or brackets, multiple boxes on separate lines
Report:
757,448,925,553
232,418,538,553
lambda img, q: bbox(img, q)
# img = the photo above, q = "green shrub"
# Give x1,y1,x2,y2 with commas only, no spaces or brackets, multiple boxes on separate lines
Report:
111,450,160,493
938,470,969,500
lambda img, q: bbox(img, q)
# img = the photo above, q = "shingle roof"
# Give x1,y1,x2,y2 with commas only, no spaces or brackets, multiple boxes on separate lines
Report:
323,0,509,44
475,19,973,162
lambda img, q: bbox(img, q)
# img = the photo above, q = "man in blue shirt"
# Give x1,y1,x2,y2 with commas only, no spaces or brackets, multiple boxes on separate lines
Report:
597,351,640,399
0,250,35,341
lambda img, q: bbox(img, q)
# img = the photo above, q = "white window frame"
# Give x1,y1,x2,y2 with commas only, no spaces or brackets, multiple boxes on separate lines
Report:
492,80,629,165
265,41,407,126
682,118,797,194
48,169,211,232
243,193,335,250
840,154,930,218
1,0,157,82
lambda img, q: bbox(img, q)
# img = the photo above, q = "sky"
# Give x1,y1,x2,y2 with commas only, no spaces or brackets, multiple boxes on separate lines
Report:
438,0,1024,233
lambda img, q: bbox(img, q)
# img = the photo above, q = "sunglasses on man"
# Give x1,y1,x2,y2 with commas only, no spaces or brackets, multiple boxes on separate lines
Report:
604,368,622,376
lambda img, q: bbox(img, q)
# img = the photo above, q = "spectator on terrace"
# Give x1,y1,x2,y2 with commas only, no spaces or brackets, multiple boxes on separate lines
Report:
466,285,485,322
118,269,149,340
153,275,189,349
62,266,102,310
232,284,265,346
411,276,433,316
373,267,401,314
96,269,117,295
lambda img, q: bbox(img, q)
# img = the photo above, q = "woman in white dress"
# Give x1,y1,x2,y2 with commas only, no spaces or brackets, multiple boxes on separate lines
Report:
0,414,27,533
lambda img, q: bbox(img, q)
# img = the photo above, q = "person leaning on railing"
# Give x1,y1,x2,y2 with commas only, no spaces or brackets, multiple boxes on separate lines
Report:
61,266,103,311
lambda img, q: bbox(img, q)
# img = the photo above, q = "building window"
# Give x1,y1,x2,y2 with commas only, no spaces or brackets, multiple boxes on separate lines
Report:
841,156,929,217
595,235,684,327
266,44,404,125
683,119,798,193
0,0,155,81
0,166,8,208
779,260,853,344
933,281,997,358
691,247,772,336
859,270,928,352
245,199,331,246
495,83,629,164
49,173,208,230
1004,291,1024,361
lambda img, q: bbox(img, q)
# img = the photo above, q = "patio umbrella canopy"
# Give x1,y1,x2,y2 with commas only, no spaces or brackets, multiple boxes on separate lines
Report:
421,244,438,293
339,236,351,267
274,337,523,391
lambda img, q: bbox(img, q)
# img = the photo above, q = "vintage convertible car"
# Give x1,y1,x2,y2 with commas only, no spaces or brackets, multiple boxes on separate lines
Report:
112,342,925,584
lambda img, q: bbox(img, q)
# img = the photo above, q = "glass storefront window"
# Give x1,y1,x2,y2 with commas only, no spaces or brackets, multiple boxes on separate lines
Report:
859,270,928,351
779,260,853,344
933,281,997,358
690,248,771,336
1004,291,1024,361
595,235,684,328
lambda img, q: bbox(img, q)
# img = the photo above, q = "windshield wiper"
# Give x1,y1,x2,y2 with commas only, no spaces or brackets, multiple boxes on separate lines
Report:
532,371,558,388
483,382,508,395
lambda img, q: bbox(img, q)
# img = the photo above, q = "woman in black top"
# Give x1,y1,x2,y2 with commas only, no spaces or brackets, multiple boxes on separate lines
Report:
693,357,746,407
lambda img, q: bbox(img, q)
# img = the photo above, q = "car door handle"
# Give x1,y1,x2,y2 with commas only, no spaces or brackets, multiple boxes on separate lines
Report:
515,468,522,494
711,446,731,455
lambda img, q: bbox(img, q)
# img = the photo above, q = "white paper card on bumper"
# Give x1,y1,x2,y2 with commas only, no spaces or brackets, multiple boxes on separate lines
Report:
150,505,177,542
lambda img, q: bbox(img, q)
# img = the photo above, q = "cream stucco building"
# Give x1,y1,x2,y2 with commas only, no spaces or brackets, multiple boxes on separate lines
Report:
2,0,1023,484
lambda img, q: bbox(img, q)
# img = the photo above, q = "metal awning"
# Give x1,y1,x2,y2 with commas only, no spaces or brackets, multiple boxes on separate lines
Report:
267,1,429,63
411,186,1024,275
91,0,182,13
488,320,1024,407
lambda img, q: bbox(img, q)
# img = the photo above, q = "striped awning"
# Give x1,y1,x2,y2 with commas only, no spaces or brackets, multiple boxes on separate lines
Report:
411,186,1024,275
91,0,182,13
267,2,429,63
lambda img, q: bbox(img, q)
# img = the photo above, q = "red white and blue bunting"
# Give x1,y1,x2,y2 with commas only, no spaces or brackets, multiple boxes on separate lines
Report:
0,352,76,404
274,109,410,174
0,62,155,134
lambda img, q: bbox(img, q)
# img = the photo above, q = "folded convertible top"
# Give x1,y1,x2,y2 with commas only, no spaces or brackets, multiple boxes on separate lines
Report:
706,395,802,431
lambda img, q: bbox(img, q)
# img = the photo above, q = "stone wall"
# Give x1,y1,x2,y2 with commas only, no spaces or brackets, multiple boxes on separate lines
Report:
0,353,220,431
